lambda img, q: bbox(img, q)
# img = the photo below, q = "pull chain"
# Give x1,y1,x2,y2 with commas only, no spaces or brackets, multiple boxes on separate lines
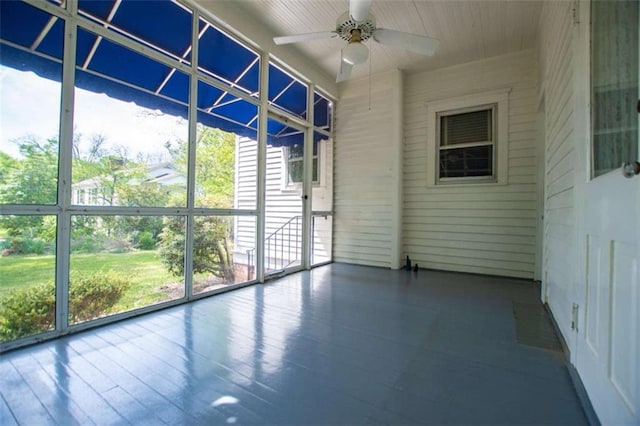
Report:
368,41,372,111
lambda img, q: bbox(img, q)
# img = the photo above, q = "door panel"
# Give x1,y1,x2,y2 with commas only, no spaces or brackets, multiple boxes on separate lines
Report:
577,1,639,423
584,234,606,357
582,176,639,423
610,240,638,412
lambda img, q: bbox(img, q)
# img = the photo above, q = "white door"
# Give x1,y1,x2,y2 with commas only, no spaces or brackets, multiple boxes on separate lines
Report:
263,116,308,276
576,1,640,424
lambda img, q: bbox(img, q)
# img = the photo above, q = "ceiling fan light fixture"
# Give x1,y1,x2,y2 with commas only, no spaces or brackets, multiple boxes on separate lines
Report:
343,41,369,65
273,0,439,83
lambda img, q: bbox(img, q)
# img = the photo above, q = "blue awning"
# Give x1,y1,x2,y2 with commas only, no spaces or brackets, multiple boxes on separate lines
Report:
0,0,331,146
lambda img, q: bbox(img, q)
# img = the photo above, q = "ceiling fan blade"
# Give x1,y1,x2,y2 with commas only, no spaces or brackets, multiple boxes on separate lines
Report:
336,55,353,83
273,31,337,45
373,28,440,56
349,0,371,21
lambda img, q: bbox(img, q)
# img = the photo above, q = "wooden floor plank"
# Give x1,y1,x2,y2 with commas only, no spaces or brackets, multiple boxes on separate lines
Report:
0,264,588,425
29,345,126,424
0,359,55,424
0,392,18,426
9,354,92,426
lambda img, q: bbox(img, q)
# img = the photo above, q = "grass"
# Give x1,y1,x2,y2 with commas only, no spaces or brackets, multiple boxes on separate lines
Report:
0,251,180,310
0,254,56,295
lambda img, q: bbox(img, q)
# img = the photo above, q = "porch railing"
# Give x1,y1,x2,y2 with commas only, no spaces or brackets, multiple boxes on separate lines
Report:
246,215,302,279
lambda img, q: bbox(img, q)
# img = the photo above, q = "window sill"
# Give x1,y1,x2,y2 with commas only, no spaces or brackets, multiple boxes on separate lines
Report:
280,183,323,193
431,178,506,188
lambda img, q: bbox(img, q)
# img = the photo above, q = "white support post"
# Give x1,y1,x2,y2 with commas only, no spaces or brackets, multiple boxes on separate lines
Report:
389,69,403,269
185,10,200,299
256,53,269,283
55,0,78,334
302,85,314,269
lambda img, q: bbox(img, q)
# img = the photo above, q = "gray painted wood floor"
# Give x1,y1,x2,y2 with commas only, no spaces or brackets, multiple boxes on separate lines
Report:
1,263,588,425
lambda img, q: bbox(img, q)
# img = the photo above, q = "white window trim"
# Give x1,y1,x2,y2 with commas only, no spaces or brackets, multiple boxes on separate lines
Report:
280,141,325,191
426,88,510,186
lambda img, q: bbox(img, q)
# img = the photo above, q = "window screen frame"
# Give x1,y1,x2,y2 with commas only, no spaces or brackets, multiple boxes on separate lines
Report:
436,103,497,183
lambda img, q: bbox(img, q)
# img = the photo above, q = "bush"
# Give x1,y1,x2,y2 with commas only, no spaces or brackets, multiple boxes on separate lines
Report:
135,231,157,250
0,281,55,342
70,235,104,253
68,271,131,323
0,271,131,341
6,237,49,255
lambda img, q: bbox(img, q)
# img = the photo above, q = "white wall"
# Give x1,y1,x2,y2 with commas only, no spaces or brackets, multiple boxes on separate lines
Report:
333,70,403,268
403,50,540,279
538,0,576,342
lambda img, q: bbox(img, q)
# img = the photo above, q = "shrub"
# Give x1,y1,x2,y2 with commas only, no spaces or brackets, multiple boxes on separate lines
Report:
68,271,131,323
0,281,55,341
71,235,103,253
22,237,47,255
7,237,48,255
0,271,131,341
135,231,157,250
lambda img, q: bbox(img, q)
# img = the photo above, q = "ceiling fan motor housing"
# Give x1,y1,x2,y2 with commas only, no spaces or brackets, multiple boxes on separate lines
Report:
336,11,376,41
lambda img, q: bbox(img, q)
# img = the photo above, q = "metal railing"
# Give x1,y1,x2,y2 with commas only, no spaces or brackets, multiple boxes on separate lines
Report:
246,215,302,279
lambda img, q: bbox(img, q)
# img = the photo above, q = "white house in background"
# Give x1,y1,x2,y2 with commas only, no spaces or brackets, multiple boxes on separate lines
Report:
71,162,186,206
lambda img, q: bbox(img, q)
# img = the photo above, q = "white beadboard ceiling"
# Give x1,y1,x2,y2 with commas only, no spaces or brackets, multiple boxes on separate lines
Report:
234,0,542,82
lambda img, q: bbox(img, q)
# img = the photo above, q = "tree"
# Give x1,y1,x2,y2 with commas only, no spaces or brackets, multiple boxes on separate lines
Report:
0,136,58,205
193,126,235,208
158,214,235,282
0,136,58,236
72,133,107,182
92,150,137,207
72,136,157,208
0,152,18,184
159,126,236,281
167,125,235,208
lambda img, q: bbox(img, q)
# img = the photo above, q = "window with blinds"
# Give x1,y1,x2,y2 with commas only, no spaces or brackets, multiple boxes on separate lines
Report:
437,105,496,180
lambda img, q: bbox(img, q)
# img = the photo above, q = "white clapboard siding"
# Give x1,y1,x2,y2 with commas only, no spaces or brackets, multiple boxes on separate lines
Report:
264,145,302,243
333,71,402,268
234,137,259,262
235,138,258,211
539,0,576,339
403,49,539,279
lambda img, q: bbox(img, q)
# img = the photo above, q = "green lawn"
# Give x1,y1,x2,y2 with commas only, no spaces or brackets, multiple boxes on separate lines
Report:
0,251,180,309
0,254,56,295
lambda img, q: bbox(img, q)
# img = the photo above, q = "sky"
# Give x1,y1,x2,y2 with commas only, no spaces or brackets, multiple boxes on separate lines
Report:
0,65,188,160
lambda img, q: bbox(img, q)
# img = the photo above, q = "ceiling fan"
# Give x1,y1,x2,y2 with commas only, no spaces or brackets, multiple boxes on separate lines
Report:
273,0,440,82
